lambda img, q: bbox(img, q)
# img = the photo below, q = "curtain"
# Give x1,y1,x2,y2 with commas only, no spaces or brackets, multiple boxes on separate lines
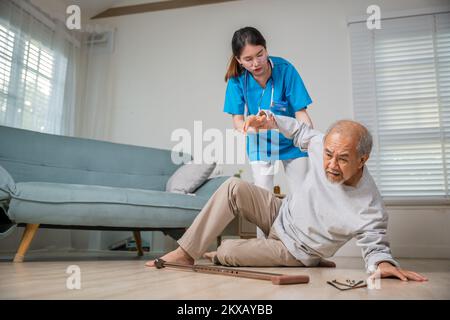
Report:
73,28,117,251
75,29,115,140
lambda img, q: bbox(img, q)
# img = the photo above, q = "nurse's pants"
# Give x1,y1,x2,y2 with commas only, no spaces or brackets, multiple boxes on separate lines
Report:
177,177,304,267
250,157,308,239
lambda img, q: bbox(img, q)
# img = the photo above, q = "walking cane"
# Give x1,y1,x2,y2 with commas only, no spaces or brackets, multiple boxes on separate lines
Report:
154,259,309,285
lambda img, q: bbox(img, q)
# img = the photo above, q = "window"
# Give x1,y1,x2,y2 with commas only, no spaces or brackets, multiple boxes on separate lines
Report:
349,12,450,201
0,0,74,135
0,24,14,125
20,39,54,132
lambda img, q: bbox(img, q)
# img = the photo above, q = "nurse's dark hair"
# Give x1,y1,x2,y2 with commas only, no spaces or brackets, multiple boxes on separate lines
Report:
225,27,266,82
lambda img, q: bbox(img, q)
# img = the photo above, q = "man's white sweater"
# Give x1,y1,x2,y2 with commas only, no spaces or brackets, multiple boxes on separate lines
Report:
270,115,399,272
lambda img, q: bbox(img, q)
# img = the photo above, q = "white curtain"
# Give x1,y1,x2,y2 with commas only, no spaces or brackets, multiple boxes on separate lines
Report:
75,28,115,141
0,0,78,136
72,27,117,251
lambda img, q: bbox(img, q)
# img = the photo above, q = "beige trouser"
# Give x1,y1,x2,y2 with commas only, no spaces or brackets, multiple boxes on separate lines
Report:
178,177,304,267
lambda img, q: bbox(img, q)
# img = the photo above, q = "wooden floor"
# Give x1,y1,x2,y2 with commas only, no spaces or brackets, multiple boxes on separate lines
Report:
0,250,449,299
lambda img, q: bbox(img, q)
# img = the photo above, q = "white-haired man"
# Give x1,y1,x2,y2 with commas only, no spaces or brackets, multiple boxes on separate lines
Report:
147,111,427,282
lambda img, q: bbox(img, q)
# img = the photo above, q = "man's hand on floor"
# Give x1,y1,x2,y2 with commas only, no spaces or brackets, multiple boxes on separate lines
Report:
375,262,428,282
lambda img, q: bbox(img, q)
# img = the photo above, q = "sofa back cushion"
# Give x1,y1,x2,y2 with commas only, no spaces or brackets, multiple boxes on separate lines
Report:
166,162,216,194
0,125,186,191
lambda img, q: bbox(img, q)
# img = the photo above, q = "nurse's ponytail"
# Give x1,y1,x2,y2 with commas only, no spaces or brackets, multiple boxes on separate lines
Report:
224,55,242,81
224,27,267,82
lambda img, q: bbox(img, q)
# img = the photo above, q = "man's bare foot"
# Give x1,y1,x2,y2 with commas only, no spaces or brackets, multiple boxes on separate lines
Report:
145,247,194,267
203,251,217,262
317,259,336,268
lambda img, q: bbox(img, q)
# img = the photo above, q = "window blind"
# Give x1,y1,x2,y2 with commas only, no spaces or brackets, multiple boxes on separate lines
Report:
349,12,450,201
0,0,74,135
20,38,54,132
0,24,14,125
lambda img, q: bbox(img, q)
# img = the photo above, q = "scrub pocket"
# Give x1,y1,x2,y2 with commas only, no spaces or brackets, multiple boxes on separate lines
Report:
270,100,289,115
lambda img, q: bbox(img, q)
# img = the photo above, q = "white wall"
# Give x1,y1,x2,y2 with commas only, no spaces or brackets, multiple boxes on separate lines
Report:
3,0,449,258
97,0,449,185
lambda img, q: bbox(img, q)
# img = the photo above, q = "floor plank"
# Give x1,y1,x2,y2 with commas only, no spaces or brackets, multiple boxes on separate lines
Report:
0,250,448,299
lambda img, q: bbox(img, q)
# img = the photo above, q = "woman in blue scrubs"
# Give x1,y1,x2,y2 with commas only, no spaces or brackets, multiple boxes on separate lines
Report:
223,27,314,237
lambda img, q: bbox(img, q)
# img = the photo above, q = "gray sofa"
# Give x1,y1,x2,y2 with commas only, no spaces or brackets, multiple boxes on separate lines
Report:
0,125,230,262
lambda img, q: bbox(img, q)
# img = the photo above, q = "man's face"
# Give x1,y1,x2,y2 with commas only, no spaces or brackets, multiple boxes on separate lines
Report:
323,132,367,185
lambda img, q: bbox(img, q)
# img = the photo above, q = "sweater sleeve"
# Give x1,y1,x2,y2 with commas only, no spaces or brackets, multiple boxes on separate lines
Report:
270,113,321,152
355,208,400,273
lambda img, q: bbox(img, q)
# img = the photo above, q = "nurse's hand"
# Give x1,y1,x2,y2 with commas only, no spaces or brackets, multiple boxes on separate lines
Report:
243,113,277,133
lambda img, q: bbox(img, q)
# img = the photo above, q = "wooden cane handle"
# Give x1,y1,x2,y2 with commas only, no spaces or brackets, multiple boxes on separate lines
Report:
271,275,310,285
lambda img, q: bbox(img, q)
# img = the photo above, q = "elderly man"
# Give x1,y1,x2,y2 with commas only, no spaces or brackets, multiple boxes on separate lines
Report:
147,112,427,282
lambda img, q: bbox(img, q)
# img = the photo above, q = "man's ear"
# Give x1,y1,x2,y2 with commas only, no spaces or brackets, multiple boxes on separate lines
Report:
359,154,369,168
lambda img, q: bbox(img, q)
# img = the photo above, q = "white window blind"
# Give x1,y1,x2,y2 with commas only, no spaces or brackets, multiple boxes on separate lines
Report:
0,24,14,125
349,12,450,201
0,0,75,135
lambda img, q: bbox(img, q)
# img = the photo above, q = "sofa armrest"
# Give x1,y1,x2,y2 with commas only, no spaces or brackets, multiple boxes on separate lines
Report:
194,176,231,197
0,203,16,240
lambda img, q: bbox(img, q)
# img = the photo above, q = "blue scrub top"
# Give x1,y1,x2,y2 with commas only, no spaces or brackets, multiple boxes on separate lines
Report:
223,56,312,161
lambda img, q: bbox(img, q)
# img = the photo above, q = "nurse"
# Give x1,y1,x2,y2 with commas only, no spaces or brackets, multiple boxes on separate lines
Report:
223,27,313,238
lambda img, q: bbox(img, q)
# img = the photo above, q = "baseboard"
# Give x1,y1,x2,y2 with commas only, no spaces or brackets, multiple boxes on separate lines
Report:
335,241,450,259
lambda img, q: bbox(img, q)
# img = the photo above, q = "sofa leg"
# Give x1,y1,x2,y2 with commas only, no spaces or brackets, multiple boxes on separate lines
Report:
13,224,40,263
133,231,144,257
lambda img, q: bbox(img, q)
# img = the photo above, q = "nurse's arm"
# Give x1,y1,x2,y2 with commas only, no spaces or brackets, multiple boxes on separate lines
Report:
295,109,313,128
232,115,245,133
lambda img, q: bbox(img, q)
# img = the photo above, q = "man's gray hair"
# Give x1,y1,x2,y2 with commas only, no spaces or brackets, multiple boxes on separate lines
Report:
324,120,373,157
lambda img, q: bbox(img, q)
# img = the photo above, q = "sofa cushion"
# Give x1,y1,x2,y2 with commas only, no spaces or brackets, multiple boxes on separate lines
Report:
166,162,216,194
7,182,210,228
0,165,16,201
